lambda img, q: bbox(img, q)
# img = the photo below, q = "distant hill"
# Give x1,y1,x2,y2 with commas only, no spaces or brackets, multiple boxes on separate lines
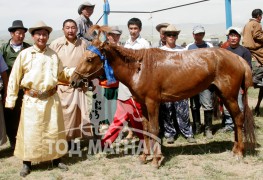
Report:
0,23,246,47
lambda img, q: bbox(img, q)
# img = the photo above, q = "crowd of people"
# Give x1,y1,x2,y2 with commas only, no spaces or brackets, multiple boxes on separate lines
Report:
0,1,262,177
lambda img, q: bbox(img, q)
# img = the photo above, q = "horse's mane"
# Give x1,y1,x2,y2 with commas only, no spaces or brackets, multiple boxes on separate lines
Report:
88,25,170,69
112,45,167,71
113,45,145,62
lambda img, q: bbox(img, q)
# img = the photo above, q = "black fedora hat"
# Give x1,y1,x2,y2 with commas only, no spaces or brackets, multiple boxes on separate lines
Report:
8,20,28,32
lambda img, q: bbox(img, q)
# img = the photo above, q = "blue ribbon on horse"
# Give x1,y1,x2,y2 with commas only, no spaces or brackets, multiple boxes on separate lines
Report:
87,45,116,85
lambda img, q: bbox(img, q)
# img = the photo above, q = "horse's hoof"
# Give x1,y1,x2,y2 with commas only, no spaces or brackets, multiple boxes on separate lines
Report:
235,155,244,162
238,157,244,162
138,154,147,164
151,162,160,169
232,151,244,162
151,155,165,168
157,155,165,167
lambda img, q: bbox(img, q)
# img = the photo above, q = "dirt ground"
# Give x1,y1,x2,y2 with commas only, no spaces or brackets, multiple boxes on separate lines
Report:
0,90,262,180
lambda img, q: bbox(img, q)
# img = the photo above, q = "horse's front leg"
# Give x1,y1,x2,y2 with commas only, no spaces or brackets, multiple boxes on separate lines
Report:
146,100,163,168
139,118,149,164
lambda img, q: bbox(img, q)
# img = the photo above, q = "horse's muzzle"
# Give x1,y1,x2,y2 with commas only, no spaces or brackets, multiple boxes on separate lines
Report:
70,78,92,89
70,80,78,88
70,79,84,88
70,72,85,88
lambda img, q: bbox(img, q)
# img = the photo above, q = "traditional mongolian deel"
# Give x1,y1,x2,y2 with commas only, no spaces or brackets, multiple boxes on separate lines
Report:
49,36,93,141
5,45,74,162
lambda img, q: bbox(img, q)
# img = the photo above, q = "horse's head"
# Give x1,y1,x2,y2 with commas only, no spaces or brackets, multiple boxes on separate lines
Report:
70,25,113,88
70,39,107,88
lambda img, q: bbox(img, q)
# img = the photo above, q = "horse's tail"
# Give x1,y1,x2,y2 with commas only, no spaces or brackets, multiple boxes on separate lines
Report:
241,58,256,153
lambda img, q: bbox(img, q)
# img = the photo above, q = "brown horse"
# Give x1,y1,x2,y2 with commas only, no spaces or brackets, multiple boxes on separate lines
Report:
70,25,256,168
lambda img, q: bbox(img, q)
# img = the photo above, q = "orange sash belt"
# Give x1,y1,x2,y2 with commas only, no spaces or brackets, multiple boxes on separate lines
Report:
24,87,57,99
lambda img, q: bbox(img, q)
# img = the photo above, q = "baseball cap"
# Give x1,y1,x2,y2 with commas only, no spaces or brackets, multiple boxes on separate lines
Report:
193,25,205,34
226,26,242,36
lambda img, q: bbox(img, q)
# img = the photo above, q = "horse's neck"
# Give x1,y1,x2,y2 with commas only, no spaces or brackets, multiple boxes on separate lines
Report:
114,45,144,62
107,46,142,84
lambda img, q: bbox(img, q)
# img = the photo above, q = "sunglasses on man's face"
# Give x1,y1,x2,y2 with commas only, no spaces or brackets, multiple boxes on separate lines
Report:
166,33,178,37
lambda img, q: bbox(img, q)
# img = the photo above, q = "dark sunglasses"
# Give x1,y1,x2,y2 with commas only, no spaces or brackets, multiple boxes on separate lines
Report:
166,33,178,37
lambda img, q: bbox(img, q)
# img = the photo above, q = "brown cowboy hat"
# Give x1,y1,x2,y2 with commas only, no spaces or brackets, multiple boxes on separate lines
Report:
155,23,169,32
28,21,53,35
8,20,28,32
163,24,181,34
78,1,95,15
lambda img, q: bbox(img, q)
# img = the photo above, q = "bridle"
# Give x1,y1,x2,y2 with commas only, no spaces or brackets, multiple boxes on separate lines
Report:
74,63,104,79
74,45,116,85
73,45,107,82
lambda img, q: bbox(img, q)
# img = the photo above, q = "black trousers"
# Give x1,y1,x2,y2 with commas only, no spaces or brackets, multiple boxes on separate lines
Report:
4,90,23,144
23,158,61,167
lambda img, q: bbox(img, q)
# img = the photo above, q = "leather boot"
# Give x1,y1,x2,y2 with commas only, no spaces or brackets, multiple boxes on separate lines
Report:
52,158,69,171
20,161,31,177
204,110,213,139
191,110,201,134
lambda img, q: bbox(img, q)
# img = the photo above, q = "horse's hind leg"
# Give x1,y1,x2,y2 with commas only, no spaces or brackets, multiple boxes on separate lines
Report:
254,87,263,116
221,97,244,157
232,111,245,158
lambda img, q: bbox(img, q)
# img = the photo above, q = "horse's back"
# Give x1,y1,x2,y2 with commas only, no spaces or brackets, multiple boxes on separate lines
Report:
149,47,249,100
187,47,248,76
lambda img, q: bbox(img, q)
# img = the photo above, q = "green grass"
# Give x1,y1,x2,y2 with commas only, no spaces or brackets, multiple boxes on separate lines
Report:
0,92,263,179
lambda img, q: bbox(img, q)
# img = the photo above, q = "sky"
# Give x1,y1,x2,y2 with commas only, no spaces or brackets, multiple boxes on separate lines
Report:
0,0,262,31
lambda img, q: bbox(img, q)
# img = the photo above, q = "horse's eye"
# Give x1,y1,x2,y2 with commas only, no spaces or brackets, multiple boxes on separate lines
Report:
87,58,92,62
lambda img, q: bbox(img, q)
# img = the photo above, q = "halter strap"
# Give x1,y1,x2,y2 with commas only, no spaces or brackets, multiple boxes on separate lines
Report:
87,45,116,84
87,45,105,61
